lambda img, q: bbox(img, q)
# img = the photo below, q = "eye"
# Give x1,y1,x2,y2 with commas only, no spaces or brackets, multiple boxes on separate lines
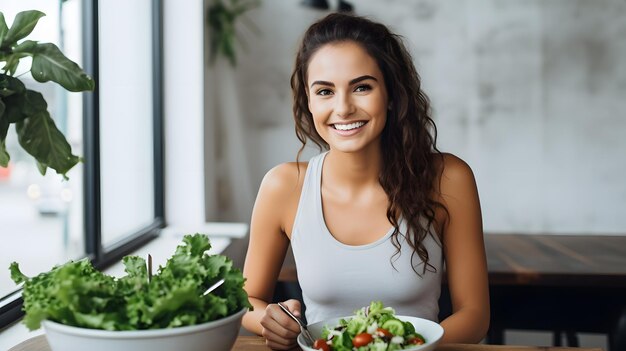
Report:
354,84,372,93
316,88,333,96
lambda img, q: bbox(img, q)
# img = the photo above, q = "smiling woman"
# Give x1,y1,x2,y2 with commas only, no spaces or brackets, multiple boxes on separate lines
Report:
241,12,489,350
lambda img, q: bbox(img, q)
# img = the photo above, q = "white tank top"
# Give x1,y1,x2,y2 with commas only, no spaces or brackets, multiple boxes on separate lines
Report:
291,152,444,324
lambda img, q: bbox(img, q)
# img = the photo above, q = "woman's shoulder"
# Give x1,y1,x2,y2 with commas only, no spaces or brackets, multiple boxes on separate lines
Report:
434,152,478,195
436,153,474,176
259,161,309,197
257,162,309,234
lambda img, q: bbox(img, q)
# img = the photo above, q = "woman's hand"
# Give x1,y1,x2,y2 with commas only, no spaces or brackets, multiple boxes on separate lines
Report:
260,299,303,350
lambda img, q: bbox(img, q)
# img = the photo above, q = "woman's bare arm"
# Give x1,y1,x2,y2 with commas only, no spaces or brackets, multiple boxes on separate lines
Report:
241,163,304,349
438,154,490,343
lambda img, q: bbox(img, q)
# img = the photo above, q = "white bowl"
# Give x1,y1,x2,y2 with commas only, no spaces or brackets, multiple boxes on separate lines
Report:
298,315,444,351
43,308,247,351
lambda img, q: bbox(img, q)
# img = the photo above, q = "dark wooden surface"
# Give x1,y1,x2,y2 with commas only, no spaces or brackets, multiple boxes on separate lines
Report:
9,334,603,351
233,336,603,351
484,234,626,287
481,235,626,350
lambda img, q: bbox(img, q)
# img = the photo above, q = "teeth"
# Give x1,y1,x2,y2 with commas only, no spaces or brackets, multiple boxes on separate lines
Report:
334,121,365,131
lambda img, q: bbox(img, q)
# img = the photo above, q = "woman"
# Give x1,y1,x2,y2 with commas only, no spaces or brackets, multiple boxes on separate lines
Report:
242,13,489,350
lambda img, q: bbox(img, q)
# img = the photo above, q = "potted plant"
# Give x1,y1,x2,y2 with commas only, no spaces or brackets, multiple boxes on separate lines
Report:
205,0,260,221
207,0,260,66
0,10,94,180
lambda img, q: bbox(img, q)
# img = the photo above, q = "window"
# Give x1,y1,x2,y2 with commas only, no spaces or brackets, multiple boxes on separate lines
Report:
0,0,164,328
98,0,161,247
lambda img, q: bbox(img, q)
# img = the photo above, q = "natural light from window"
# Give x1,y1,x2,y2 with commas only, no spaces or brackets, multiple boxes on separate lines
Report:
0,0,85,298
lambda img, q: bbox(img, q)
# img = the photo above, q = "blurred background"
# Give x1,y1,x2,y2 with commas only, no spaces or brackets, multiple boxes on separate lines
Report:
211,0,626,231
0,0,624,349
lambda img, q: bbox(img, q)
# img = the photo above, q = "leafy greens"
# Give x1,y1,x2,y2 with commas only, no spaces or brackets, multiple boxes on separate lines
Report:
10,234,251,331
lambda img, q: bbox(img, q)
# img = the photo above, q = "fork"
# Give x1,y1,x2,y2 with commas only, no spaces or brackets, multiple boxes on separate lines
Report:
203,278,225,296
277,302,315,346
146,254,153,283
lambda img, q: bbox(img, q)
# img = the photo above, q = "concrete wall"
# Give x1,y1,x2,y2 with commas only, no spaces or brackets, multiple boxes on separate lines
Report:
213,0,626,234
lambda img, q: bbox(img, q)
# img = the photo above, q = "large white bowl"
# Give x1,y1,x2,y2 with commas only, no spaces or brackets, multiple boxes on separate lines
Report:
298,315,444,351
42,308,247,351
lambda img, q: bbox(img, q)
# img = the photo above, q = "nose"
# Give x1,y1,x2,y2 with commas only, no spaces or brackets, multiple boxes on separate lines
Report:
334,92,356,117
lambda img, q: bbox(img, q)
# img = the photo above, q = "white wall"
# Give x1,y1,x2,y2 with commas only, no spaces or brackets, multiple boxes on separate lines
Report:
220,0,626,234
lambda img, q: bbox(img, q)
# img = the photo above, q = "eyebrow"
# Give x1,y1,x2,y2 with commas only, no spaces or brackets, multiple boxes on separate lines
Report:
309,75,378,88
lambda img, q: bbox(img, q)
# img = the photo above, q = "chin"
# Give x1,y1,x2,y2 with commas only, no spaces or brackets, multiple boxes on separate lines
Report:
330,143,378,154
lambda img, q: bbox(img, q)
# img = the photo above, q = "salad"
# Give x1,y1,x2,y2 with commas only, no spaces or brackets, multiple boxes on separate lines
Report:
10,234,251,331
313,301,426,351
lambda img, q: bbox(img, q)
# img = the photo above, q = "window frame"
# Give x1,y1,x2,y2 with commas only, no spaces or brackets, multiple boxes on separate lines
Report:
0,0,165,329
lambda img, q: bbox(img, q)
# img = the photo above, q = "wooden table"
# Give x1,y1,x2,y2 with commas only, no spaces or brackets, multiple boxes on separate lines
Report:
485,234,626,287
9,334,603,351
481,234,626,351
234,336,603,350
276,233,626,350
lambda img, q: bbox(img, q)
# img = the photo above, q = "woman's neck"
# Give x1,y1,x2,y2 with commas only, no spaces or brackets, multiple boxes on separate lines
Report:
323,148,382,189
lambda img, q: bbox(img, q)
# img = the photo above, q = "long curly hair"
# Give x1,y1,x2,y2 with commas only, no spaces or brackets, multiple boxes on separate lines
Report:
290,13,447,274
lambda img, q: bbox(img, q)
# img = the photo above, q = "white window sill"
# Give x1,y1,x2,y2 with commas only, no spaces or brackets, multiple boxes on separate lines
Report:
0,222,247,351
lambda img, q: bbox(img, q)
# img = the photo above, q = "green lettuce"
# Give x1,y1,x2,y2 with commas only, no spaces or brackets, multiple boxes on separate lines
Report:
10,234,252,331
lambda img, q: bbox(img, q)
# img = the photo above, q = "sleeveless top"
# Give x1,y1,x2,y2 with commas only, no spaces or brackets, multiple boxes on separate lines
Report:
290,152,444,324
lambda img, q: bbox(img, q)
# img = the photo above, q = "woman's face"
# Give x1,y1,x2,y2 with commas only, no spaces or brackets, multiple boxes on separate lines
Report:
306,41,388,154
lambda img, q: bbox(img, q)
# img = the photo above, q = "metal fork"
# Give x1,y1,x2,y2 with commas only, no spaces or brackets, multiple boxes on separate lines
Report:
203,278,225,296
277,302,315,346
146,254,153,283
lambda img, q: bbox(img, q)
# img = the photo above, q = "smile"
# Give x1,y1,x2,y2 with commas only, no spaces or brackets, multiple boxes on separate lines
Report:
332,121,367,131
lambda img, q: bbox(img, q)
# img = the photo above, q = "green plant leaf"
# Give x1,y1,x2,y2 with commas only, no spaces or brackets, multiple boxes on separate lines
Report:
2,55,20,76
22,90,48,116
1,51,31,75
3,10,45,48
9,262,29,285
31,43,95,92
0,12,9,48
1,89,46,123
1,93,27,123
0,98,9,167
16,110,80,178
36,160,47,175
13,39,38,53
207,0,260,67
0,138,8,167
1,71,26,98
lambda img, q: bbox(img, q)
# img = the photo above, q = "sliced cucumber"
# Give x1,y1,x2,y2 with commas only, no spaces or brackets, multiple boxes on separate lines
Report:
381,319,405,336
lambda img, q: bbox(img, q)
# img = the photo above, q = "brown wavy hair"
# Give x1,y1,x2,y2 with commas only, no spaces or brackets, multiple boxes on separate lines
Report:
290,13,448,274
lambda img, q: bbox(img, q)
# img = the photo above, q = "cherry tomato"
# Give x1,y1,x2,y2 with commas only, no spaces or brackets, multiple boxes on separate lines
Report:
313,338,330,351
376,328,392,338
408,335,426,345
352,332,374,347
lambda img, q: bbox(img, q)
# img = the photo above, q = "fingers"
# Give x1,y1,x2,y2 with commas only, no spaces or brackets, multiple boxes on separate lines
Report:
262,327,299,350
281,299,302,318
261,301,303,348
260,302,302,349
261,308,300,336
